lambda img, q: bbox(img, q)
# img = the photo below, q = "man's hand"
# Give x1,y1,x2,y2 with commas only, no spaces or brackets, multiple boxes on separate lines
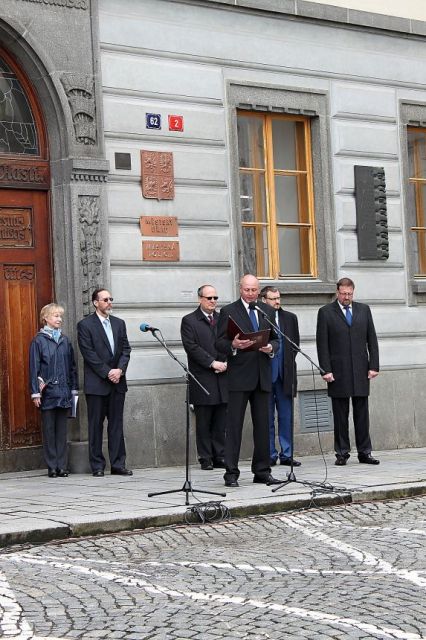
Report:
323,372,335,383
259,343,273,355
211,360,227,373
232,333,254,350
368,370,379,379
108,368,122,384
33,397,41,408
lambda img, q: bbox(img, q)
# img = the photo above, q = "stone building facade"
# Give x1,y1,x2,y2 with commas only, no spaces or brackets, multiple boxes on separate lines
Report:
1,0,426,472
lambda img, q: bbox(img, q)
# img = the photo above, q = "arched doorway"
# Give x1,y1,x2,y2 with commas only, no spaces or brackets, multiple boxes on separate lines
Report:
0,48,53,453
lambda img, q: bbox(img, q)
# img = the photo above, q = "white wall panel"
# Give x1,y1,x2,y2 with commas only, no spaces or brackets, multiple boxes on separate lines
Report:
107,182,230,223
102,51,224,100
332,83,396,118
333,121,399,157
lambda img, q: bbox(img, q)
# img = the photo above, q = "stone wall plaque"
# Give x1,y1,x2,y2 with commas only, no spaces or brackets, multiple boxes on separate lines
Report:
140,216,178,237
0,208,33,247
142,241,180,261
141,150,174,200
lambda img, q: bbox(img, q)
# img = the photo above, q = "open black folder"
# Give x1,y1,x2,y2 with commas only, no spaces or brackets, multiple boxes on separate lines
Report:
227,316,270,352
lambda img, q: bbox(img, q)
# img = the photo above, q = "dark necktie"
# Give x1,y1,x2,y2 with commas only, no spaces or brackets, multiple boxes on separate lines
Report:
207,314,214,326
345,306,352,326
249,308,259,331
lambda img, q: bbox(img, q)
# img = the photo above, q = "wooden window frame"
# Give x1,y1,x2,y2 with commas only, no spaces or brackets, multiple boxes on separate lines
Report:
238,110,317,279
408,126,426,276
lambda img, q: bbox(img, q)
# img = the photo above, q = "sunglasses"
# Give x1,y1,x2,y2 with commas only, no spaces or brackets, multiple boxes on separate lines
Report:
201,296,218,301
98,297,114,302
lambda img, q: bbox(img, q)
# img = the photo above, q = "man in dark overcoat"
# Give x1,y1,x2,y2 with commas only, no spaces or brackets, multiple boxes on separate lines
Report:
316,277,380,466
77,288,132,477
180,284,228,470
261,286,301,467
216,274,281,487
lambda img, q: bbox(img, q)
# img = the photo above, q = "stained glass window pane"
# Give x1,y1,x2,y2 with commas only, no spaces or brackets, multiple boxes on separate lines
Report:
0,56,39,155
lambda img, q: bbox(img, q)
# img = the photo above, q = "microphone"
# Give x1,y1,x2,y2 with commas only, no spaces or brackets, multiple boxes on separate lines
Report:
139,322,159,333
253,304,267,317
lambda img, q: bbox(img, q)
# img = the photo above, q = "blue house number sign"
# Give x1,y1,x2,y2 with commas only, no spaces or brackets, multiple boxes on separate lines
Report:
146,113,162,129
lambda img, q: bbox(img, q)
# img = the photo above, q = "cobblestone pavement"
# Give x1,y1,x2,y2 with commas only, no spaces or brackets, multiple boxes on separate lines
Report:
0,495,425,640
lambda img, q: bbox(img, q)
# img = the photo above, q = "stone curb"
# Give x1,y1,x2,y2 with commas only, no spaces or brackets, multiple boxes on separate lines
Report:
1,481,425,549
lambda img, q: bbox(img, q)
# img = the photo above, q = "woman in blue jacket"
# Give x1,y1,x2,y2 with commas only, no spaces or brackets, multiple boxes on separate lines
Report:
29,304,78,477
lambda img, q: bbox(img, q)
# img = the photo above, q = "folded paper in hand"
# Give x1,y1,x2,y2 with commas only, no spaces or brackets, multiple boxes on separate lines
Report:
68,395,79,419
227,316,270,352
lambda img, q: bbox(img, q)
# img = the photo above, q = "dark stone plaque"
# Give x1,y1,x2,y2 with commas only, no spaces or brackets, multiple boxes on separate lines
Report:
354,166,389,261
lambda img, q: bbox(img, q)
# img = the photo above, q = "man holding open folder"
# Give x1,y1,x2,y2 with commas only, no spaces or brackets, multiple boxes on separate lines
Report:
216,274,280,487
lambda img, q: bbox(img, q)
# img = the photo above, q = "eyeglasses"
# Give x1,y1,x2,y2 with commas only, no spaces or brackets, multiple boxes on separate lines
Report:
201,296,218,301
98,297,114,302
266,296,281,301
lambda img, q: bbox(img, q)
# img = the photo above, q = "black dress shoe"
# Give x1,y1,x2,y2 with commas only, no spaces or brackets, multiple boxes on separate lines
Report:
48,469,57,478
224,478,239,487
358,454,380,465
111,467,133,475
335,456,347,466
213,459,226,469
57,469,69,477
280,457,301,467
92,470,104,477
270,458,277,466
253,474,282,485
200,461,214,471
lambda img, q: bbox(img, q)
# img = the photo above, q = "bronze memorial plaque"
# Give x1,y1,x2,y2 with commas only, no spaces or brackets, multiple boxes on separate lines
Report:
142,241,180,261
141,150,174,200
0,208,33,247
140,216,178,237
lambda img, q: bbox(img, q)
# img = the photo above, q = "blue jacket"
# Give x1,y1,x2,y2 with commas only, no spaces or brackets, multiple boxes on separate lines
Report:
29,331,78,410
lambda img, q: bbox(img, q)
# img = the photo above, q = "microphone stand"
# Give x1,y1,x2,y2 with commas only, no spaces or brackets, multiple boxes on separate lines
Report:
146,329,226,506
254,305,332,494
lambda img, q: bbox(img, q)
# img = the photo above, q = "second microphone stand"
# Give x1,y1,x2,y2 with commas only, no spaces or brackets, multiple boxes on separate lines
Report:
146,329,226,506
255,306,332,495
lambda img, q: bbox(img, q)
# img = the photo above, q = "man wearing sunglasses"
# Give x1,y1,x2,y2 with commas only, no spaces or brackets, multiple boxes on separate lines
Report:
77,288,132,477
181,285,228,470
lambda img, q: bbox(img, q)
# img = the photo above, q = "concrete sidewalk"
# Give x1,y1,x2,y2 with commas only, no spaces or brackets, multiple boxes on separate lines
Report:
0,447,425,548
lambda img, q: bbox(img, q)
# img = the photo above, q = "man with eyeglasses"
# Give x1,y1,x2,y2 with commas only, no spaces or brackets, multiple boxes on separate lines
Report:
260,286,301,468
77,288,132,477
180,285,227,471
316,277,380,466
216,274,281,487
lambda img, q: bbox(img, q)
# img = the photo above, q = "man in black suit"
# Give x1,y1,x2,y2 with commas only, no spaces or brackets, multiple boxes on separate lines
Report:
77,288,132,477
216,274,280,487
261,286,301,468
180,284,227,471
316,277,380,466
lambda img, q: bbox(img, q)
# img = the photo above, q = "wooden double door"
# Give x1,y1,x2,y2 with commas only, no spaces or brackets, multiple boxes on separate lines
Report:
0,188,53,450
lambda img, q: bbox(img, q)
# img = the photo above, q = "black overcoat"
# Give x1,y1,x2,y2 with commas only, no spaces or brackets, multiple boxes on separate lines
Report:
316,299,379,398
215,299,279,392
180,307,228,405
273,307,300,397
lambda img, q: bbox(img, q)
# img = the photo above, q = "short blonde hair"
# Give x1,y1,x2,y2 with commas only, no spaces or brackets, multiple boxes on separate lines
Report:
40,303,64,325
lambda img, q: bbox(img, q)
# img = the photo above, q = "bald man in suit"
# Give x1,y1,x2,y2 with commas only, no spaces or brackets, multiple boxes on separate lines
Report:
216,274,281,487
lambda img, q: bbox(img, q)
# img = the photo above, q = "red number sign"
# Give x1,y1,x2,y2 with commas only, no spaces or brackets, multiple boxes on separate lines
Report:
168,115,184,132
